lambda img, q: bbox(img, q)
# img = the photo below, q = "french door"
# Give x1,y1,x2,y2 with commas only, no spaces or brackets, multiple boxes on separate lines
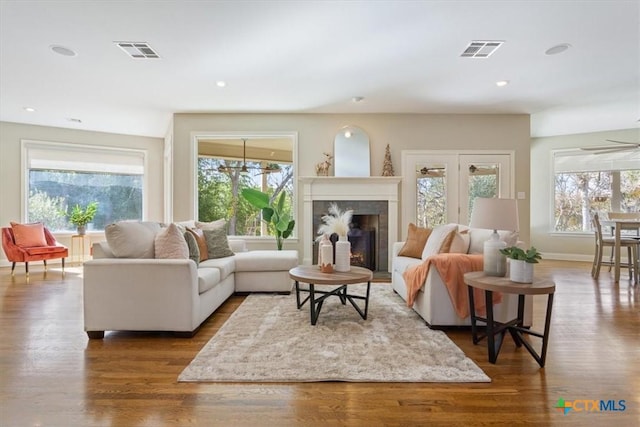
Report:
401,151,513,228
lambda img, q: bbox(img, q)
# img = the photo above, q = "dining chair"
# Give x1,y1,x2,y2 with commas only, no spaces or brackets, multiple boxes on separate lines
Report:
591,213,639,280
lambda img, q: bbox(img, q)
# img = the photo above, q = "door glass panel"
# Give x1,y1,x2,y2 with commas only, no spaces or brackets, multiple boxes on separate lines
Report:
416,163,447,227
467,163,499,223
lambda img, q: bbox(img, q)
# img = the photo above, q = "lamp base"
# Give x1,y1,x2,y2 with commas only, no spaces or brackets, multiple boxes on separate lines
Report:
483,232,507,277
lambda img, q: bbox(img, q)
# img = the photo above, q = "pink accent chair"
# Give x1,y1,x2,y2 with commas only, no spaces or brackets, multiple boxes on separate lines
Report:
1,226,68,277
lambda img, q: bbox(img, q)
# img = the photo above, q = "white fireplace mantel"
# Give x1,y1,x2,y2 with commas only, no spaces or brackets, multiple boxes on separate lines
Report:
300,176,402,270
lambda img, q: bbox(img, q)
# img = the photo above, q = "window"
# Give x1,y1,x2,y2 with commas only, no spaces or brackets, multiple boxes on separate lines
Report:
197,136,295,237
553,149,640,232
23,140,146,232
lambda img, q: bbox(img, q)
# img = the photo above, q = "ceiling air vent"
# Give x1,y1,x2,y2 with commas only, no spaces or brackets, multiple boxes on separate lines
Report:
115,42,160,59
460,41,504,58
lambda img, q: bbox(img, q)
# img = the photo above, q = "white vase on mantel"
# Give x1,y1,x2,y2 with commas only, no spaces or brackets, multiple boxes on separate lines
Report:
334,235,351,272
509,259,534,283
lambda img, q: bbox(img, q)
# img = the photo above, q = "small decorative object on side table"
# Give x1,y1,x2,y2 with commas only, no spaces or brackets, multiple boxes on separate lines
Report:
463,271,555,368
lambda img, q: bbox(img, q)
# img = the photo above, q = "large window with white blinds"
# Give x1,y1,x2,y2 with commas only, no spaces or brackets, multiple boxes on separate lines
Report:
22,140,147,232
553,149,639,232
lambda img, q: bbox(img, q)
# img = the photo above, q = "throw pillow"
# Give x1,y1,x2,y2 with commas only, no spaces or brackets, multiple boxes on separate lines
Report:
397,223,432,259
467,228,519,254
183,231,200,265
421,223,458,260
186,227,209,261
10,222,47,247
105,221,161,258
154,223,189,259
449,229,471,254
203,228,235,259
195,219,226,231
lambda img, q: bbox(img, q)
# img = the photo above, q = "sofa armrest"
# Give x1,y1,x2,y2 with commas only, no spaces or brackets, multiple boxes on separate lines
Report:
392,241,405,257
83,258,200,332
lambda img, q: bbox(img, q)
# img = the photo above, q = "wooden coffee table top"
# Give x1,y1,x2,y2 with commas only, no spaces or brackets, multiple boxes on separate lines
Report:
289,265,373,285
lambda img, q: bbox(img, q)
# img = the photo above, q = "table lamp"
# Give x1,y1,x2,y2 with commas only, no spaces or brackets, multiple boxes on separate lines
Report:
469,197,519,277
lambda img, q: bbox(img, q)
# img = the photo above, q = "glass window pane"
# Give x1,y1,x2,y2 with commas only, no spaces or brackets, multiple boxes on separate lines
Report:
28,169,143,232
467,164,499,224
416,165,446,228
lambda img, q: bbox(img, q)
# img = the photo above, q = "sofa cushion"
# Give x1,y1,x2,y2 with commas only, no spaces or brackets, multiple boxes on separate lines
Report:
234,250,298,272
183,231,200,265
203,228,235,259
449,229,471,254
10,222,47,247
397,223,432,259
197,267,221,294
105,221,161,258
186,228,208,261
421,223,457,260
199,256,236,280
154,223,189,259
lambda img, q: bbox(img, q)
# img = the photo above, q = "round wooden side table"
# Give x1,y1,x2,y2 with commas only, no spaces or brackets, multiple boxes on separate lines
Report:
463,271,556,367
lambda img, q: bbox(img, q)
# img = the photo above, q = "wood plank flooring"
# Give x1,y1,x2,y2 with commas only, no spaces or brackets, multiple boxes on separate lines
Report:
1,260,638,426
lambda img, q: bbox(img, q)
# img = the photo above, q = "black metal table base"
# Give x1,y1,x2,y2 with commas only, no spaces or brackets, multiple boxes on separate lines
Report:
295,281,371,325
468,288,554,367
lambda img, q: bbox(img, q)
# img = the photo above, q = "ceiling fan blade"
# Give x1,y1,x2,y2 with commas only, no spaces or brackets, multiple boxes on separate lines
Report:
580,145,623,151
605,139,640,146
586,146,639,154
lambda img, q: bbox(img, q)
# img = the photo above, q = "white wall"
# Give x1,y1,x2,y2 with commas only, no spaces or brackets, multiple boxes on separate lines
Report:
530,127,639,260
172,113,531,254
0,121,164,265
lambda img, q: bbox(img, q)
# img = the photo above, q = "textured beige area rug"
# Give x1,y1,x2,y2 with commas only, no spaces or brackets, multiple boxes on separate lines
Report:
178,284,489,383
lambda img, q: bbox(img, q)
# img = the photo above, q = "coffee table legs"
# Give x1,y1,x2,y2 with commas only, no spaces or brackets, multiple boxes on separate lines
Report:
295,280,371,325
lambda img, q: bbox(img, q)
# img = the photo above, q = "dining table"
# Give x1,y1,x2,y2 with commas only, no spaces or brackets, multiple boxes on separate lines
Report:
600,219,640,284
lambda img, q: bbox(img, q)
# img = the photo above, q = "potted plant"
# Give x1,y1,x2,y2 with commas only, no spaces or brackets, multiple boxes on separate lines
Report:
500,246,542,283
241,188,294,250
68,201,98,235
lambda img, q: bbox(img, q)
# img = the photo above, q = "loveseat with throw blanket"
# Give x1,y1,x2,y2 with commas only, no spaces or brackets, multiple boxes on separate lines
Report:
83,220,298,338
392,223,533,327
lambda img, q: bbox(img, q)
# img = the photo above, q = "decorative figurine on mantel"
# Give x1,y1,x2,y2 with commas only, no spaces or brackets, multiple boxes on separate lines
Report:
382,144,394,176
315,152,333,176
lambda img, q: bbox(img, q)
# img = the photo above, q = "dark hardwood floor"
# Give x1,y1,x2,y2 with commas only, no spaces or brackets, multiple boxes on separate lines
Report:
1,260,638,426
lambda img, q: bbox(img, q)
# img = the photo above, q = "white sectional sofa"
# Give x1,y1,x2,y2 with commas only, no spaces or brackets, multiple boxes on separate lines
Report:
83,221,298,339
391,224,533,328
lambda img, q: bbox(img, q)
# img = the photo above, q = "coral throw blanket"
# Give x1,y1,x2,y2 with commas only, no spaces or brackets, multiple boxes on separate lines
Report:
402,253,502,319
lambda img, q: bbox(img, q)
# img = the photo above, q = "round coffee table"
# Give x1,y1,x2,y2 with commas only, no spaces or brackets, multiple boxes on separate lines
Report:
289,265,373,325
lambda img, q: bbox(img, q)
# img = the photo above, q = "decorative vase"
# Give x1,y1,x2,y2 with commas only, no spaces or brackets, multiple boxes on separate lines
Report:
509,259,534,283
334,235,351,272
319,235,334,273
76,225,86,236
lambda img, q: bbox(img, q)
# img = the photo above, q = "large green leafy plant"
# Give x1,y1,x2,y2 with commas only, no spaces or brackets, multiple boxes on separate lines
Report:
68,201,98,227
241,188,295,250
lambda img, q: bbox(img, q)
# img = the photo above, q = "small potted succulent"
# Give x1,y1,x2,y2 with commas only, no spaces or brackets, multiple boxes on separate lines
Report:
500,246,542,283
68,201,98,235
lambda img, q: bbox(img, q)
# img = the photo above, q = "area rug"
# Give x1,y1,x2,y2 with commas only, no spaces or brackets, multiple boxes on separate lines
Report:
178,284,489,383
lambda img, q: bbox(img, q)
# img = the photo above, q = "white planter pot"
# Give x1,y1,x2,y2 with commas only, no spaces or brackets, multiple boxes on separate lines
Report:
509,259,534,283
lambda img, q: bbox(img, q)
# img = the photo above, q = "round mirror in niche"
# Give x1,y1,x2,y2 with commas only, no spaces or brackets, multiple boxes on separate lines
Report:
334,125,370,177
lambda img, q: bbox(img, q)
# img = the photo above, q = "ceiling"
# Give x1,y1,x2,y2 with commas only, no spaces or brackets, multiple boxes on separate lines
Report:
1,1,638,139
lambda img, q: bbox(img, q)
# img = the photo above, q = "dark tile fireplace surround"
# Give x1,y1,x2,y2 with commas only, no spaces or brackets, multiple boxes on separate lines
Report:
312,200,389,274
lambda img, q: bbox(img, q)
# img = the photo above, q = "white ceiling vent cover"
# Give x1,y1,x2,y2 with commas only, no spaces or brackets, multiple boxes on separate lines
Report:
460,41,504,58
115,42,160,59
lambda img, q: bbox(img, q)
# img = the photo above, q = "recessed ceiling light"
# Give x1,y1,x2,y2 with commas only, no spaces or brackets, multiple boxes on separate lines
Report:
351,96,364,103
496,80,510,87
50,45,77,57
23,107,36,112
216,81,227,87
545,43,571,55
67,118,82,123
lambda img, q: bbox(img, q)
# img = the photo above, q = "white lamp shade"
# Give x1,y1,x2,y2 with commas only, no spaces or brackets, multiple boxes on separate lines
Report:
469,197,519,231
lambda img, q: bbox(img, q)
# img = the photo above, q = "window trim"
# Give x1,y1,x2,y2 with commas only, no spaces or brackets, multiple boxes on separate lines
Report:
21,139,149,227
191,131,299,240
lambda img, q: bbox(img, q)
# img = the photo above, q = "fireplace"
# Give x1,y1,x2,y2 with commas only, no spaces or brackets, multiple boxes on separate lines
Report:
300,176,401,275
313,201,389,273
